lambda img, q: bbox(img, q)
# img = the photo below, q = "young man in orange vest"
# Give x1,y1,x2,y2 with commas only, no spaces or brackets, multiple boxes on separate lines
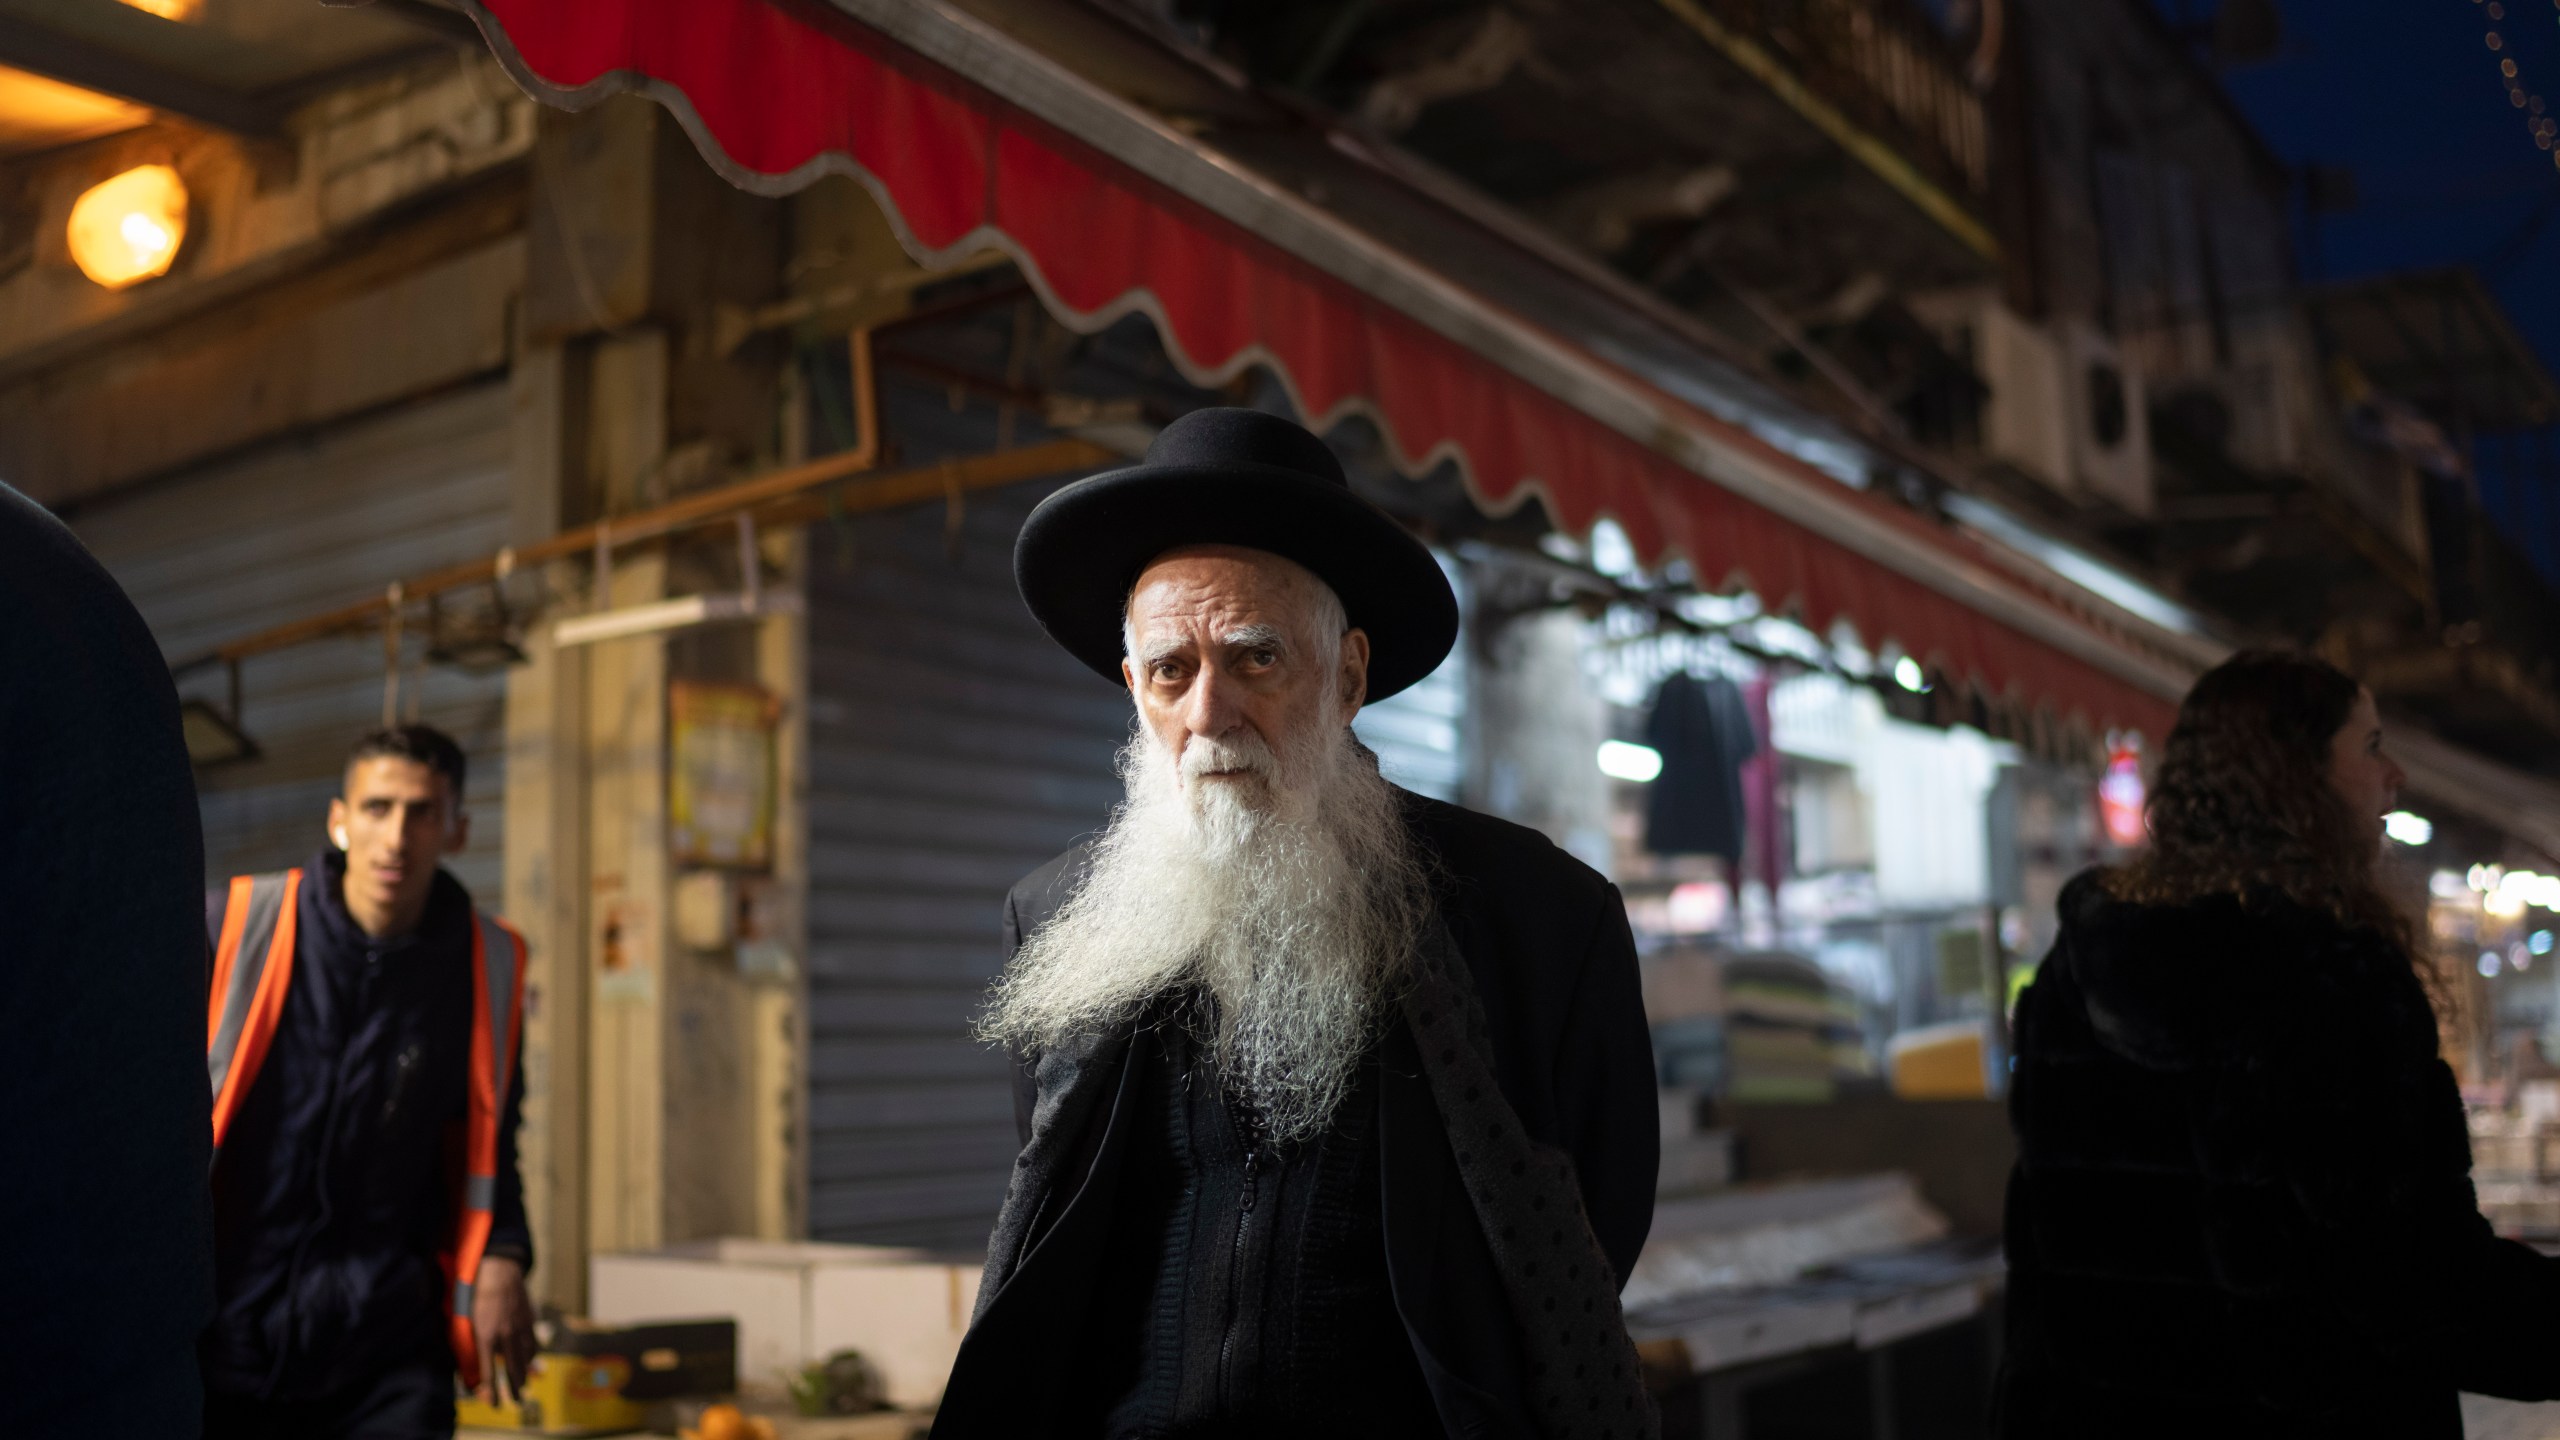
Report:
202,725,535,1440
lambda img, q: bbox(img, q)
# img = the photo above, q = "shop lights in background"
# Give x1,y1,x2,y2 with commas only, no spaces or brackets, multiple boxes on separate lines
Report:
1596,739,1663,783
2533,930,2554,956
2483,950,2504,978
2468,864,2560,919
1891,656,1929,693
1664,881,1725,934
116,0,202,18
2383,810,2434,846
2099,740,2146,848
66,165,187,289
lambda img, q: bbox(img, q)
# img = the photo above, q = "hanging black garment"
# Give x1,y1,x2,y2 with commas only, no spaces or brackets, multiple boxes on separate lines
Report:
1643,672,1758,859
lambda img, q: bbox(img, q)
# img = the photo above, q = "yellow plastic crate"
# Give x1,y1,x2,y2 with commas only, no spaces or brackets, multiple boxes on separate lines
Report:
455,1351,647,1435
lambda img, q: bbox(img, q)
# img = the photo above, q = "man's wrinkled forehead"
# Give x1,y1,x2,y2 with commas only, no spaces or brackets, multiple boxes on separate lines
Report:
1124,545,1323,647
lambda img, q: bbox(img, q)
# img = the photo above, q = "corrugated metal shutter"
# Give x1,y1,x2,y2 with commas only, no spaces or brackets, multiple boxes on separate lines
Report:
71,385,515,900
803,475,1128,1249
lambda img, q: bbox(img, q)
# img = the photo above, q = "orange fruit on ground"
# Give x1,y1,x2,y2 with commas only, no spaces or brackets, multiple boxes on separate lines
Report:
697,1403,749,1440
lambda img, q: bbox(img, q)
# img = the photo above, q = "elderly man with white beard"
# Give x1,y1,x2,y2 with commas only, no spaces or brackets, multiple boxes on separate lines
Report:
931,408,1659,1440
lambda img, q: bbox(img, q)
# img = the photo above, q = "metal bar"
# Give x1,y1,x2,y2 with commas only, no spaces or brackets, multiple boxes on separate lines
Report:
1649,0,1995,250
716,251,1012,353
170,437,1108,675
877,349,1049,412
748,438,1110,532
380,583,405,727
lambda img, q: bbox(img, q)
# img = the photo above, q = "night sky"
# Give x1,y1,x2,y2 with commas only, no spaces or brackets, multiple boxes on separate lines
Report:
2207,0,2560,347
2186,0,2560,572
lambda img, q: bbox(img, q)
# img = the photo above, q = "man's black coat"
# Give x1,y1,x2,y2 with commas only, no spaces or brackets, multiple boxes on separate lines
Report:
0,484,214,1438
1999,873,2560,1439
933,791,1659,1440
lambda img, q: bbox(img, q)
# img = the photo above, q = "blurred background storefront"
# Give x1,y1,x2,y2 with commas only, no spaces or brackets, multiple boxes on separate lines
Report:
13,0,2560,1432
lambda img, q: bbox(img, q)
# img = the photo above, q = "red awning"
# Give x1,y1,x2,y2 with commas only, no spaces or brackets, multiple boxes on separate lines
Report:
463,0,2192,736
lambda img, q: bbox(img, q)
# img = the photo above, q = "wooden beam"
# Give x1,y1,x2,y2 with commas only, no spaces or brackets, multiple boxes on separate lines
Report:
0,14,276,134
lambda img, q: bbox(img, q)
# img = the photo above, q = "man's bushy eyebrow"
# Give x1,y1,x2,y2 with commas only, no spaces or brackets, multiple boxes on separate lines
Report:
1135,622,1292,664
1221,623,1288,651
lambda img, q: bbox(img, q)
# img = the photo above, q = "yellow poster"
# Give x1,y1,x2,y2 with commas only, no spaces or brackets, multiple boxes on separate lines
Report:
669,682,779,869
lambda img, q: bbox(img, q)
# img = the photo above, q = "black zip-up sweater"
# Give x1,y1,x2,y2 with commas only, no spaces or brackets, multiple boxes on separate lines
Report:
202,848,531,1402
1069,1003,1441,1437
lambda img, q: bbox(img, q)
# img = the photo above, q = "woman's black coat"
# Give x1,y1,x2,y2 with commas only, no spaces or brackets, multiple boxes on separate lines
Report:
1999,872,2560,1438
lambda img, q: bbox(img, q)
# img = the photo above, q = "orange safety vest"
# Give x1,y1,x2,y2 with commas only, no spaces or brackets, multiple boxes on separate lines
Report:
205,869,528,1392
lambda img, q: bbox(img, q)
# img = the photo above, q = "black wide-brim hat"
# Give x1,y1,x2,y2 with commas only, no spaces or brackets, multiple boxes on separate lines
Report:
1015,407,1459,703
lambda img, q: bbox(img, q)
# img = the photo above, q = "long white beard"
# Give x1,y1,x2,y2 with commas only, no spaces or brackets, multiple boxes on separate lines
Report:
979,716,1428,1145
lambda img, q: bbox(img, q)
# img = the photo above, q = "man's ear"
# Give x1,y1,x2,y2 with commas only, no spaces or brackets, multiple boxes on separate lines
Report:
1338,628,1372,718
439,774,470,853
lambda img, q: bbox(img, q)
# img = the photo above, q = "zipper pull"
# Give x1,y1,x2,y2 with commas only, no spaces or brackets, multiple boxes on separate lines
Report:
1239,1149,1260,1212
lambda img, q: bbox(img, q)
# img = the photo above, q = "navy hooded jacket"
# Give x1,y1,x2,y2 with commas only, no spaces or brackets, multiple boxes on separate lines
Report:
202,846,531,1402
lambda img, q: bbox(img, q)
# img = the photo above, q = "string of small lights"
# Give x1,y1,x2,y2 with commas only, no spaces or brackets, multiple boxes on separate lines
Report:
2475,0,2560,167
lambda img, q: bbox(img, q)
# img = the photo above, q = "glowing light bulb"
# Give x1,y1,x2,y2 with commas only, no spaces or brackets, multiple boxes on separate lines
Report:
1596,740,1663,783
66,164,187,289
2384,811,2434,846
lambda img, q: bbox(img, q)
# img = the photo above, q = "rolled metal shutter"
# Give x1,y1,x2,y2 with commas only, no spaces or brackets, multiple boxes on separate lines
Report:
803,475,1128,1248
70,386,515,900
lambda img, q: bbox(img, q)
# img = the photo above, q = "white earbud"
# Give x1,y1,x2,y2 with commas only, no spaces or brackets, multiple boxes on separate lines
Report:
332,825,350,851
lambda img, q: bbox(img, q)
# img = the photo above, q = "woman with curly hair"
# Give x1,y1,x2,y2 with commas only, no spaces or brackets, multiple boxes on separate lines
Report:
1996,650,2560,1438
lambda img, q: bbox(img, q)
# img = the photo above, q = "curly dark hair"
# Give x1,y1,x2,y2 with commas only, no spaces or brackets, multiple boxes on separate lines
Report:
2106,650,2415,961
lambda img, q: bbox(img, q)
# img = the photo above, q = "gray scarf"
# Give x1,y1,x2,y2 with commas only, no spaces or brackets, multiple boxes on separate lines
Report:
1401,919,1659,1440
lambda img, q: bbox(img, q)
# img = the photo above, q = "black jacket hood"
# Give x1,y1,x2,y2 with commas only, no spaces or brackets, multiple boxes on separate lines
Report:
2049,869,2402,1073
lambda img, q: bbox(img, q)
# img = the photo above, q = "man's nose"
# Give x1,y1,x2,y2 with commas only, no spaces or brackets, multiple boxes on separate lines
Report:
1181,666,1240,737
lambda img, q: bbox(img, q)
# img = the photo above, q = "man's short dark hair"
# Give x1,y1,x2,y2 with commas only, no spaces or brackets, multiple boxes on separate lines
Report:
346,724,467,799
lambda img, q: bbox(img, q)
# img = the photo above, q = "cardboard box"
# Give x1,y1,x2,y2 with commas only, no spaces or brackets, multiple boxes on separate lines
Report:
591,1239,981,1409
1887,1020,1991,1100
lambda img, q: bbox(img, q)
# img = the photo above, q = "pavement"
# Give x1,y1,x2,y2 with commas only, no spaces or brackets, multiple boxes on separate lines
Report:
2466,1396,2560,1439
